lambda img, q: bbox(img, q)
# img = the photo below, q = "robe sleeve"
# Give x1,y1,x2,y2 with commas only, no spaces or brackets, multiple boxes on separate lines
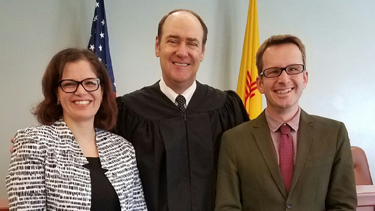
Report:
211,90,249,164
220,90,249,129
116,96,139,141
115,95,167,210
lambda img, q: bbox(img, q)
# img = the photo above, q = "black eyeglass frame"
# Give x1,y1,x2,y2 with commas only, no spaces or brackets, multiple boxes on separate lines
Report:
58,78,101,93
259,64,305,78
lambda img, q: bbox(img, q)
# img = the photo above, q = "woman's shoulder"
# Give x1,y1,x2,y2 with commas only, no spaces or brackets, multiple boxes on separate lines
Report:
15,124,54,141
13,121,67,148
12,124,56,157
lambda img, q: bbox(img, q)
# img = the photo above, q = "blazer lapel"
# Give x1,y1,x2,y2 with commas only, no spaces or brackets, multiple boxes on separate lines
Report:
289,109,315,194
252,112,288,198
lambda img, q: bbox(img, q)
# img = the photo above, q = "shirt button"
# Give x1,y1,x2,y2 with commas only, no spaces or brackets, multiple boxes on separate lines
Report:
286,203,292,209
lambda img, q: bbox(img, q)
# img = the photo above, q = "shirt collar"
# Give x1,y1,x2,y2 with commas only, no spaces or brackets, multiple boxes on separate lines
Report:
265,107,301,132
159,77,197,106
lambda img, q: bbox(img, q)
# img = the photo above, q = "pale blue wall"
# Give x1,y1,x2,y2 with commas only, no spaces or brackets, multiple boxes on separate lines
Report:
1,0,374,198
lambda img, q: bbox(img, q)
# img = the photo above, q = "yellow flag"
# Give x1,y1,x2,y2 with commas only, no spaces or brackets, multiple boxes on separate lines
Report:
236,0,262,120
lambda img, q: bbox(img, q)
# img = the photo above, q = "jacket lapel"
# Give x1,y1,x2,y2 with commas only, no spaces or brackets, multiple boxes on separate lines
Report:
289,109,315,194
55,120,88,172
252,112,288,198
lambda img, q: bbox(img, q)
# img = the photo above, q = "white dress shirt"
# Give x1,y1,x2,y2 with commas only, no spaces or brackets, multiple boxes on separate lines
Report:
159,77,197,108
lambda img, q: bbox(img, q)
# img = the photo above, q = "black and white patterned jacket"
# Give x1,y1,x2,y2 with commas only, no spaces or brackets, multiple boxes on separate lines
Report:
6,119,147,211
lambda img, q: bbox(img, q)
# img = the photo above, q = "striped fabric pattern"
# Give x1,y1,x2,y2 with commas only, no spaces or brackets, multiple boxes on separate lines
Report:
6,119,147,211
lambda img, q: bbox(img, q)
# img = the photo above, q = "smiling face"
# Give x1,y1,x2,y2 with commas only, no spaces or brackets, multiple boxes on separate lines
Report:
57,59,103,124
256,43,308,116
155,11,205,94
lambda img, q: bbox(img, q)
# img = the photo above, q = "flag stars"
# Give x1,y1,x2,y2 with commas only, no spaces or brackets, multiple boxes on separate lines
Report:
89,0,116,93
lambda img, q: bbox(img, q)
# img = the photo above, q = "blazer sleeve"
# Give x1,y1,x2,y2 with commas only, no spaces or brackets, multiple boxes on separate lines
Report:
326,122,357,210
215,131,242,211
6,128,47,210
129,145,148,210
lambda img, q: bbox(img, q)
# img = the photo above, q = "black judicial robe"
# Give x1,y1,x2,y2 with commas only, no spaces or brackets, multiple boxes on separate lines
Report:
116,81,249,211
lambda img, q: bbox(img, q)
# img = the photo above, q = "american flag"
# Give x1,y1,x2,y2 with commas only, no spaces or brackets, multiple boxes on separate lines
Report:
88,0,116,94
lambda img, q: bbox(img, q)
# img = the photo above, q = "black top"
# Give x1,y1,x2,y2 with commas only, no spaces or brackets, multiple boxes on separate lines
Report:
116,81,249,211
84,157,121,211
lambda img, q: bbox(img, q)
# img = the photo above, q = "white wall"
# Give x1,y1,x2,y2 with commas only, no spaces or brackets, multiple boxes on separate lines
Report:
0,0,374,198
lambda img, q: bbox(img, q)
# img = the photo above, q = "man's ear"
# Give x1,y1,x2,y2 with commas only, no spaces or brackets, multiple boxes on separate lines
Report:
303,71,308,88
256,76,264,94
200,44,206,62
155,36,160,58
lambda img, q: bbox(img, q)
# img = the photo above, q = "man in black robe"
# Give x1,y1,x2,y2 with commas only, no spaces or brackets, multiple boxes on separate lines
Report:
116,9,249,211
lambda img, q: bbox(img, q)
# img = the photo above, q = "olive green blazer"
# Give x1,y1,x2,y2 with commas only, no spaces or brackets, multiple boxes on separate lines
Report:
215,109,357,211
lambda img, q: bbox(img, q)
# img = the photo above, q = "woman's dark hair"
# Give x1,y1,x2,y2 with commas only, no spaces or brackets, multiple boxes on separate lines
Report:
33,48,117,130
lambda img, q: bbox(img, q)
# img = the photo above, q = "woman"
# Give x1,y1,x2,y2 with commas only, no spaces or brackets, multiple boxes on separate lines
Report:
6,48,147,210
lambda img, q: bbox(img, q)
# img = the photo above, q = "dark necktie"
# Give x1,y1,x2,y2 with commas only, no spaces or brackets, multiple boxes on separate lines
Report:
279,124,293,193
175,95,186,120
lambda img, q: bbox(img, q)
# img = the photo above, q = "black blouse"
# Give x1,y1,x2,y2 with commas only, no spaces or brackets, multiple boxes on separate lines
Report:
85,157,121,211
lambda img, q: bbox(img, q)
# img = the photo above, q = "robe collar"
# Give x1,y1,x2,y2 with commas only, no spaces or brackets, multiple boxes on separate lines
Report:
159,77,196,107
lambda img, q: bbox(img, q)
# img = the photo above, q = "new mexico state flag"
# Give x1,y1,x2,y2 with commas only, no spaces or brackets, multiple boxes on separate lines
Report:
236,0,262,120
